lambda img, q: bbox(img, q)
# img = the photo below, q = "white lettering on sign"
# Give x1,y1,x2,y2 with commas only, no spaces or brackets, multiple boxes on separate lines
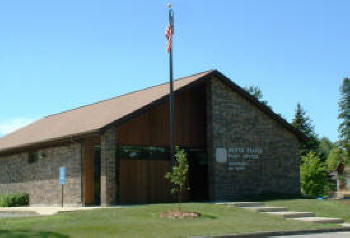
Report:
215,147,263,171
228,161,248,166
242,154,259,160
228,148,245,153
222,147,263,172
227,147,263,161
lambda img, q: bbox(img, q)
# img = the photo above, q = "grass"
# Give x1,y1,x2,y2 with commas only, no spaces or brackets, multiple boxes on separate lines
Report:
266,199,350,222
0,203,340,238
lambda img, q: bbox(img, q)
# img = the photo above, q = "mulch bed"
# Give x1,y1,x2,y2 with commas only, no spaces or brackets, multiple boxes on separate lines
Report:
160,210,201,219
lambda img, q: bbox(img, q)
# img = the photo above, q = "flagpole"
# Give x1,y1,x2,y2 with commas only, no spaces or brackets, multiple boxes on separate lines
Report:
168,4,176,167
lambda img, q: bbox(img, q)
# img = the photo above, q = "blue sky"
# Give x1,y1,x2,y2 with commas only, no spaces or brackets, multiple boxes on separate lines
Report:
0,1,349,142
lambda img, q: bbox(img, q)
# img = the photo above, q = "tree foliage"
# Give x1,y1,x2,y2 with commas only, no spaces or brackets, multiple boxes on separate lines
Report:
165,147,189,207
300,152,329,197
292,103,320,156
326,146,346,172
338,78,350,157
244,85,269,106
318,137,335,162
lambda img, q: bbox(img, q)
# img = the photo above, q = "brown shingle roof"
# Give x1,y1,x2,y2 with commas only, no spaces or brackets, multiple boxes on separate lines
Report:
0,70,214,153
0,70,305,154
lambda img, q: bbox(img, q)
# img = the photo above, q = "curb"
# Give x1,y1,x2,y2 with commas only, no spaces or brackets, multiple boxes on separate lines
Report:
191,227,350,238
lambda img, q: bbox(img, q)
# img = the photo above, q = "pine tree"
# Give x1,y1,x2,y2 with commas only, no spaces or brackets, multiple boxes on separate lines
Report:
338,78,350,157
292,103,319,156
318,137,335,162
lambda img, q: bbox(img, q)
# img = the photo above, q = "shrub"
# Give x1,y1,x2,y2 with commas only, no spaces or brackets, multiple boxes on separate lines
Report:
300,152,329,197
0,192,29,207
165,147,189,209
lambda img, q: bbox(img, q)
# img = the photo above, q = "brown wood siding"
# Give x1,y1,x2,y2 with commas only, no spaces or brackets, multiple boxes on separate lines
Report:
116,84,206,204
83,137,100,206
119,159,171,204
115,83,207,148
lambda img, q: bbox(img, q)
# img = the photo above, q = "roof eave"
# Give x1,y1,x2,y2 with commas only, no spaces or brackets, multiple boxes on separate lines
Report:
0,130,100,156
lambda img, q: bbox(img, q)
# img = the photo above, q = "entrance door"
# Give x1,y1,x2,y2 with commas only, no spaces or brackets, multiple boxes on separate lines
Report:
84,141,101,206
93,148,101,205
188,149,209,201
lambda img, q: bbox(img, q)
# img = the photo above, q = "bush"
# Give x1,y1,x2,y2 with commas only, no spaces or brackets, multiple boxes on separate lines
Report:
165,147,189,208
300,152,329,197
0,192,29,207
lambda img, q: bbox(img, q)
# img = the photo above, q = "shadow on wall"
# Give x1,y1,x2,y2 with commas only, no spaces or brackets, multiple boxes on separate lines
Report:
0,230,69,238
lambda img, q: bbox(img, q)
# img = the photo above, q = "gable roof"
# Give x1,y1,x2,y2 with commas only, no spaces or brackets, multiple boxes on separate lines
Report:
0,70,305,154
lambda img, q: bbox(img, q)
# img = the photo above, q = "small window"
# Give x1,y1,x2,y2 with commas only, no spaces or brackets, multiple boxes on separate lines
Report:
118,146,142,159
116,146,170,160
142,146,169,160
28,151,39,164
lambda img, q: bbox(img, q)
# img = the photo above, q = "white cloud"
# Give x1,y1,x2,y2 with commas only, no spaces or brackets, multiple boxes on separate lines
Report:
0,118,36,136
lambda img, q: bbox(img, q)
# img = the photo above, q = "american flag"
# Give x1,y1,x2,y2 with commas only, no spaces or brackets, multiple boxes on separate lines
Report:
165,24,174,53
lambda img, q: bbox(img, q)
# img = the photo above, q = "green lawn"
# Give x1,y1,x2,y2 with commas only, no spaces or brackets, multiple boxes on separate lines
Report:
0,203,340,238
266,199,350,222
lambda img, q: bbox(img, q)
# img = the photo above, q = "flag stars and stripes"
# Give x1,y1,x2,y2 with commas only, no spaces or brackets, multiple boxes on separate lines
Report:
165,24,174,53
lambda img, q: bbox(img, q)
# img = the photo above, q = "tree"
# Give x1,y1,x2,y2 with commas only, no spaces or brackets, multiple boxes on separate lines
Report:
244,85,269,106
245,86,263,100
300,152,329,197
338,78,350,157
292,103,320,156
165,147,189,209
327,146,345,172
318,137,335,162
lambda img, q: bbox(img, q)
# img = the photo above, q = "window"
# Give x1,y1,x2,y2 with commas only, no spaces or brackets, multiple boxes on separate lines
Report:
116,146,169,160
147,146,169,160
28,151,38,164
117,146,142,159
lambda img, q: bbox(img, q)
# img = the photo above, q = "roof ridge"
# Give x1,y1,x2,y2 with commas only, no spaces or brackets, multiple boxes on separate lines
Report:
44,70,215,119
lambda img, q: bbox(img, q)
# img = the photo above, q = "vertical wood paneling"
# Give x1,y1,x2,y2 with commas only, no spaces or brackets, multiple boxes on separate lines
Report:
148,160,171,203
116,83,207,204
119,159,171,204
83,137,100,206
115,83,207,147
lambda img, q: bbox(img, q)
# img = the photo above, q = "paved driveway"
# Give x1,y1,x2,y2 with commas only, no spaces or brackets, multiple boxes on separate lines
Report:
272,232,350,238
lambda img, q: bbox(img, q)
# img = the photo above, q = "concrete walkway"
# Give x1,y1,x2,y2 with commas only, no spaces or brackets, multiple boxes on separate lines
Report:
0,206,121,216
273,231,350,237
217,202,348,226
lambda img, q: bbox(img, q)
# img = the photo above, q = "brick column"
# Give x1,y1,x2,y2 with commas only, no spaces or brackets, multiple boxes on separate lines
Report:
206,79,216,201
100,126,116,206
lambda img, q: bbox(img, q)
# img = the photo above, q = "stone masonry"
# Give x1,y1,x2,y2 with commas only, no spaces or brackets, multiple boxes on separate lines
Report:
0,143,82,206
100,126,116,206
207,77,300,201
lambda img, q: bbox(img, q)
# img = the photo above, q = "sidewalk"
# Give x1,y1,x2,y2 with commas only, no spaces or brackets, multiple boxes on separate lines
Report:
0,206,121,216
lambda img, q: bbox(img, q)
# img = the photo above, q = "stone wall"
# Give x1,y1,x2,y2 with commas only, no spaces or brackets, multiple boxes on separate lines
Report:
207,78,300,201
0,143,82,206
101,126,116,206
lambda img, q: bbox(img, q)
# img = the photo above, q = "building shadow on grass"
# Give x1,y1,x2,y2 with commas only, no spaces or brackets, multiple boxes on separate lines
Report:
0,230,69,238
201,213,217,219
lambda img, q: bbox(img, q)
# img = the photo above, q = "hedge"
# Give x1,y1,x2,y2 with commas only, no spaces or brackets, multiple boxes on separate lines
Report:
0,192,29,207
